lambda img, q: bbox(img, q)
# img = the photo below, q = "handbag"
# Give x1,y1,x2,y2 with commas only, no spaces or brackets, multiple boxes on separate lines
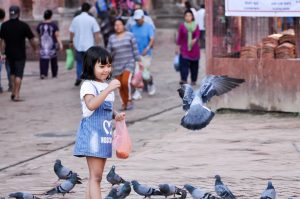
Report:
131,70,144,88
65,48,74,70
173,54,180,72
112,120,132,159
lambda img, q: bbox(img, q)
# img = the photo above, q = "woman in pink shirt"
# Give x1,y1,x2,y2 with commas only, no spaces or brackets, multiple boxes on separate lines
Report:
176,9,200,85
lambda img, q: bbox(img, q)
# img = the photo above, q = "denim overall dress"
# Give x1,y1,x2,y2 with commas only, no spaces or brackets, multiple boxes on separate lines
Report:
74,83,113,158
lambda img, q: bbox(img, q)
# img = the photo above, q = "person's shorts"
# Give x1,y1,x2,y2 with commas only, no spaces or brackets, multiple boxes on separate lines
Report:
7,59,25,78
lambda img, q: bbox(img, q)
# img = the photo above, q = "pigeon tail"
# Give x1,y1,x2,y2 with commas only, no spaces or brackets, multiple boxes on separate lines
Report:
152,189,163,196
181,104,214,130
45,188,57,196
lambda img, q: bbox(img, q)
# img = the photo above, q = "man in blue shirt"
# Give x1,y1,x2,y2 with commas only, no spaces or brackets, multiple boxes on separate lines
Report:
130,9,155,98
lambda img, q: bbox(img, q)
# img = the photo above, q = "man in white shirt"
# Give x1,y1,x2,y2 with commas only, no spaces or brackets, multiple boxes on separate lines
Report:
197,4,205,48
69,2,101,86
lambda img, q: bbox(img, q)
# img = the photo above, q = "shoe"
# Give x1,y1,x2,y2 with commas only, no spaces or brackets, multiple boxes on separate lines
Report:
40,75,45,79
132,90,142,100
126,103,134,110
148,84,156,95
191,81,197,86
74,79,82,86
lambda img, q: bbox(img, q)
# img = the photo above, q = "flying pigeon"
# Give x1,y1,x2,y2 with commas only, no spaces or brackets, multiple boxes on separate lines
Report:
184,184,220,199
106,165,126,186
131,180,162,198
158,184,182,198
45,172,80,197
214,175,236,199
8,192,41,199
177,75,245,130
260,181,276,199
54,159,82,184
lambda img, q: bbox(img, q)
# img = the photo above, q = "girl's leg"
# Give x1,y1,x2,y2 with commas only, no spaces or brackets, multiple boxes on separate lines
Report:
50,57,58,78
179,55,189,84
86,157,107,199
189,59,199,84
120,70,133,108
40,58,49,78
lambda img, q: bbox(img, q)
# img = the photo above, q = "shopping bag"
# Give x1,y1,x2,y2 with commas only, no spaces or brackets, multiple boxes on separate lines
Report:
142,67,151,81
131,70,144,88
65,48,74,70
173,54,180,72
112,120,132,159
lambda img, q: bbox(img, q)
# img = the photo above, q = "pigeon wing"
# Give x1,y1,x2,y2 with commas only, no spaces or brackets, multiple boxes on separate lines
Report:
177,84,195,111
59,180,76,193
200,75,245,103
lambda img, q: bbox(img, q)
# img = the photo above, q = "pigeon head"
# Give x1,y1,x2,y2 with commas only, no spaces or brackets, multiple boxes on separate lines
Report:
177,87,184,99
9,192,22,198
55,159,62,165
111,165,115,172
267,181,274,189
215,175,222,185
184,184,195,192
131,180,139,187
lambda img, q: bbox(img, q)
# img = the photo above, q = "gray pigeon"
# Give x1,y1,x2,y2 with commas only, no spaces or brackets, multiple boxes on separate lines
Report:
178,75,245,130
179,190,187,199
131,180,162,198
214,175,236,199
105,187,118,199
54,159,82,184
184,184,219,199
106,165,126,186
45,172,79,196
260,181,276,199
158,184,182,198
116,181,131,199
8,192,41,199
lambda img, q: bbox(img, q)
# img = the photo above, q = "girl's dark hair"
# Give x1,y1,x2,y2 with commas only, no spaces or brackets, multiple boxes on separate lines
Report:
43,9,52,20
184,9,195,21
81,2,91,12
81,46,112,80
114,17,125,26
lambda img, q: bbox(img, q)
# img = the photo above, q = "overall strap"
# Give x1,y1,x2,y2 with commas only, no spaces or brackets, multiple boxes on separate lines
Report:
89,81,100,95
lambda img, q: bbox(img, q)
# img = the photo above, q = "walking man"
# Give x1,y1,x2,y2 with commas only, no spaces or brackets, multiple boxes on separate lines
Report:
0,5,37,101
69,2,101,86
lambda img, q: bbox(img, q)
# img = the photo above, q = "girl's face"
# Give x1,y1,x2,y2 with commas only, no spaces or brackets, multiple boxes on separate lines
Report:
114,20,125,34
94,60,112,82
184,12,193,23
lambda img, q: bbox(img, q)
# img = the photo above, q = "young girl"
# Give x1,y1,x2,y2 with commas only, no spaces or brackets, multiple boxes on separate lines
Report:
73,46,125,199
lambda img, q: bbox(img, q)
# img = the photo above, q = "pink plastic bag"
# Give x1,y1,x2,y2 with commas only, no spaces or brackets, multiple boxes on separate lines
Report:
113,120,132,159
131,70,144,88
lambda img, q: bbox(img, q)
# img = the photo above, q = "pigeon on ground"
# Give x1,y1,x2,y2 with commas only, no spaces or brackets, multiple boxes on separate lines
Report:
105,187,118,199
116,181,131,199
54,159,82,184
8,192,41,199
45,172,80,197
131,180,162,198
184,184,219,199
106,165,126,186
214,175,236,199
177,75,245,130
158,184,182,198
260,181,276,199
179,189,187,199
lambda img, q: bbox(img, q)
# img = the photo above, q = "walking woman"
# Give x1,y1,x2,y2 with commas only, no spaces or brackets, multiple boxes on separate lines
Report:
107,17,140,111
37,9,63,79
176,9,200,85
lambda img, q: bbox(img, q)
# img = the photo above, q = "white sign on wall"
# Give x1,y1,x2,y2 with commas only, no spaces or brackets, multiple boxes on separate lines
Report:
225,0,300,17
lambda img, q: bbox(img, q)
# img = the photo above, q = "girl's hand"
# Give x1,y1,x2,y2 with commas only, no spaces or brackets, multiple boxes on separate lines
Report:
115,112,125,121
107,79,121,92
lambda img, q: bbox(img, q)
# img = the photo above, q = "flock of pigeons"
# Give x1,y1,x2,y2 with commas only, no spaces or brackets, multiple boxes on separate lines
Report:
0,160,286,199
0,75,292,199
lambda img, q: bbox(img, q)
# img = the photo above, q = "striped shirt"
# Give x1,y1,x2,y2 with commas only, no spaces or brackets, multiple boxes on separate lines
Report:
107,31,140,77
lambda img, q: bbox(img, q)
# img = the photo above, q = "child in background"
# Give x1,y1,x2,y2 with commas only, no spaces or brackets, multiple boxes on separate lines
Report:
73,46,125,199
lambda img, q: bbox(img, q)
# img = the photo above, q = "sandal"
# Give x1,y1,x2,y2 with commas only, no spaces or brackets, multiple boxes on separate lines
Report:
11,94,15,100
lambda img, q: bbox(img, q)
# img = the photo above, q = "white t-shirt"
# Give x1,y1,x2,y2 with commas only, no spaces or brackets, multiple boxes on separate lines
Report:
197,8,205,30
69,12,100,51
80,80,115,118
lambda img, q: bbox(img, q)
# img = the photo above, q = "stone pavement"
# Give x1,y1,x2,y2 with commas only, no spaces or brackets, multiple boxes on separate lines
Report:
0,29,300,199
